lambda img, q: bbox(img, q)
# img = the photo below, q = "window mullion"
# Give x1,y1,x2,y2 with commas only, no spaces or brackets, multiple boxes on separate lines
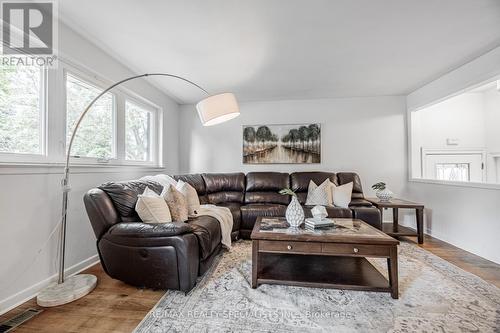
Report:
115,93,126,162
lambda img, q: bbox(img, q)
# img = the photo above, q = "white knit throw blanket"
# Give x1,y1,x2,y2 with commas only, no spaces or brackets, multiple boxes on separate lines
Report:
193,204,233,249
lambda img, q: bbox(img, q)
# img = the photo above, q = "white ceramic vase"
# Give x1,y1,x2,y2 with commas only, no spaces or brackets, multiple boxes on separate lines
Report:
376,188,394,202
286,196,305,229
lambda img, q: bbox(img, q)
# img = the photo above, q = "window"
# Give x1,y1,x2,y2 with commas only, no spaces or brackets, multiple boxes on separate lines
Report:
0,65,44,155
436,163,470,182
0,62,161,167
410,78,500,185
125,101,153,162
66,73,115,159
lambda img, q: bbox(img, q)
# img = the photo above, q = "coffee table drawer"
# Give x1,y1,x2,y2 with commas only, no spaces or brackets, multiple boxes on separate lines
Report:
321,243,390,257
259,240,321,253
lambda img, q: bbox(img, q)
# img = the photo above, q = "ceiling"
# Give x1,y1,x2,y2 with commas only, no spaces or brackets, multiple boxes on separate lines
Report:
59,0,500,104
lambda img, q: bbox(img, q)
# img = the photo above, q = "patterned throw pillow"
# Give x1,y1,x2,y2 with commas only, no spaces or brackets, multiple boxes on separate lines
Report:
135,187,172,223
176,180,201,216
162,185,189,222
305,179,332,206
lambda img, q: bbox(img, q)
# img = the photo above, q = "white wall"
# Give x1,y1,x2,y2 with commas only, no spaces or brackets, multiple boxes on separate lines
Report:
179,96,408,200
410,92,486,179
406,46,500,264
413,93,486,149
0,23,180,314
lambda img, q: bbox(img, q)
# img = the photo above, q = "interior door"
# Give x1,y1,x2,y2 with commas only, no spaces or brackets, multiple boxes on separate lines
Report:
423,152,484,182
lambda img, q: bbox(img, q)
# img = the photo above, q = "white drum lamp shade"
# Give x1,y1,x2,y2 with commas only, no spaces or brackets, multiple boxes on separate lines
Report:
196,93,240,126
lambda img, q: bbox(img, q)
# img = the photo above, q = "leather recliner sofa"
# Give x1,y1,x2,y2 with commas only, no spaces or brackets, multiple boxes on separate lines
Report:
84,171,381,292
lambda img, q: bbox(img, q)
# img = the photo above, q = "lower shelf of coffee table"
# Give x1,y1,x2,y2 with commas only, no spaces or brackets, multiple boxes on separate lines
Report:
256,253,390,292
382,223,418,237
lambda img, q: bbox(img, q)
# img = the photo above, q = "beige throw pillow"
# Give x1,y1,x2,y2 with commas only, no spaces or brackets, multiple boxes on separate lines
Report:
162,185,189,222
330,182,353,208
176,180,201,216
135,187,172,223
305,179,332,206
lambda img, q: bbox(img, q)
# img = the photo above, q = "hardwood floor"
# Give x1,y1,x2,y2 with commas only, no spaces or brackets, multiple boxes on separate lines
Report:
0,264,164,333
1,235,499,333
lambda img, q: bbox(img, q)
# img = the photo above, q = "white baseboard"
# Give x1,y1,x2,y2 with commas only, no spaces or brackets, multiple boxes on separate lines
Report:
0,255,100,316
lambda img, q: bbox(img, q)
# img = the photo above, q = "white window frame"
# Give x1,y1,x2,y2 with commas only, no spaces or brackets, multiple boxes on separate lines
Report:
0,66,49,164
407,74,500,190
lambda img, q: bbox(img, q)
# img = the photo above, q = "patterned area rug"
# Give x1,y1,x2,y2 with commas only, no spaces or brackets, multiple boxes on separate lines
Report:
134,241,500,333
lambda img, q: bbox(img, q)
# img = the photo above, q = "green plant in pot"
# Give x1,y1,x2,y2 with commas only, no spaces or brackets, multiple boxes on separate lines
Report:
279,188,304,229
372,182,393,202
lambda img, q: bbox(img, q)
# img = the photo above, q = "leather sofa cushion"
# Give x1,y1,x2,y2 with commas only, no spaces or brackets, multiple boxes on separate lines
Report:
240,204,287,230
215,202,241,232
302,205,353,219
188,215,222,260
174,174,209,204
245,172,289,192
245,172,290,205
98,180,163,221
290,172,336,204
337,172,364,200
203,173,245,204
290,172,337,192
207,191,244,204
84,188,121,239
245,192,290,205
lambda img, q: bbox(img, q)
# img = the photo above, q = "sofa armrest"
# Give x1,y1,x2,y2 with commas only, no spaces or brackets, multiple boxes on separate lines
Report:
348,199,374,207
99,225,199,291
351,207,382,230
106,222,193,239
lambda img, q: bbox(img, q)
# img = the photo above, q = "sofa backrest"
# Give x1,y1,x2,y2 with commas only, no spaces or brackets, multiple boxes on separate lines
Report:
97,179,163,222
84,179,163,239
336,172,365,199
84,171,368,239
245,172,290,205
173,174,209,204
202,173,245,204
290,172,337,204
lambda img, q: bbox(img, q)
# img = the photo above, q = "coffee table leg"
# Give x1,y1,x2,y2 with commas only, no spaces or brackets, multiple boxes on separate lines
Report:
388,246,399,299
416,208,424,244
252,240,258,288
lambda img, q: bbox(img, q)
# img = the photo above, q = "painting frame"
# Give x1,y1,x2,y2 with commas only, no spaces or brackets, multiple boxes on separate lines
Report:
242,123,321,164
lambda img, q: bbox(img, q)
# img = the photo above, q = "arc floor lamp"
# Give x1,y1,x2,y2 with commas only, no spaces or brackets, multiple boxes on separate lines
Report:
36,73,240,307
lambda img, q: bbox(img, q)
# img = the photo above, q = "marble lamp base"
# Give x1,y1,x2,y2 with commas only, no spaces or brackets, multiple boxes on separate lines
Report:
36,274,97,307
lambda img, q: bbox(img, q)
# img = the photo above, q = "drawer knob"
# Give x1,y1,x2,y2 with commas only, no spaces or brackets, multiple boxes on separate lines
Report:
287,245,293,250
353,248,359,253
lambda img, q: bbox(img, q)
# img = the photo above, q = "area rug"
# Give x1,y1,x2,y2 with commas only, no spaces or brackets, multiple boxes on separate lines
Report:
134,241,500,333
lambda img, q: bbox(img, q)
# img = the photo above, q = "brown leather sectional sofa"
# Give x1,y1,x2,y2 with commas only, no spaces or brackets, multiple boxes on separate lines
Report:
84,171,381,292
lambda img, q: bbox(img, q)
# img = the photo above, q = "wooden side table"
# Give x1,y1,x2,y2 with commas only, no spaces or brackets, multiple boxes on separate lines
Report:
366,198,424,244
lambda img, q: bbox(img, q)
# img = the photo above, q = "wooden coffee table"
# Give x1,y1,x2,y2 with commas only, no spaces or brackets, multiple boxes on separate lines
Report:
251,217,400,298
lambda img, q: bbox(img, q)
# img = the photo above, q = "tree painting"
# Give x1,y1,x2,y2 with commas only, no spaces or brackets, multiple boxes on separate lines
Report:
243,124,320,164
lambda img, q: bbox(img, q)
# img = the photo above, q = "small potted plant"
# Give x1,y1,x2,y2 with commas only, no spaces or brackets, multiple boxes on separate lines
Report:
279,188,304,229
372,182,393,202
